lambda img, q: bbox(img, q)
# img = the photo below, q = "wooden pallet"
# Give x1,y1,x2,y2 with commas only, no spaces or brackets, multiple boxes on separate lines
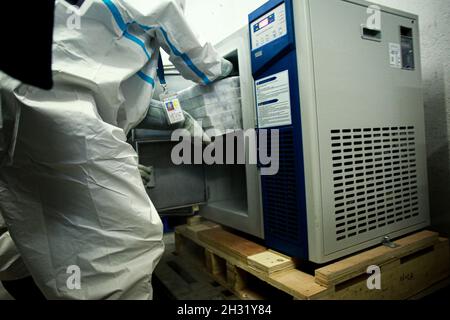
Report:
154,234,239,300
174,219,450,300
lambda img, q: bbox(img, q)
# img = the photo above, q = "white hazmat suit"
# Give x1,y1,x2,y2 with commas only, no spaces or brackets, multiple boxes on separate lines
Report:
0,0,231,299
0,214,28,282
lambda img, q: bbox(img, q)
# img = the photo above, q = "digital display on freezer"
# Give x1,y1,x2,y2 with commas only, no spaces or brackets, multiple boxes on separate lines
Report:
253,14,275,32
251,3,287,51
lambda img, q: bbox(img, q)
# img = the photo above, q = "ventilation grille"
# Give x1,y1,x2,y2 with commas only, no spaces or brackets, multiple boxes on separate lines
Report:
262,128,299,244
331,127,419,242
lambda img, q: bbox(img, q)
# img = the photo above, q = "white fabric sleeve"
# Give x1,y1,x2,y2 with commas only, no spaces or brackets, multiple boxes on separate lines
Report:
120,0,230,85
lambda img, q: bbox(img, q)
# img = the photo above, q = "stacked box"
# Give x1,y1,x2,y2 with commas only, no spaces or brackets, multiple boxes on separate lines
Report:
178,77,243,136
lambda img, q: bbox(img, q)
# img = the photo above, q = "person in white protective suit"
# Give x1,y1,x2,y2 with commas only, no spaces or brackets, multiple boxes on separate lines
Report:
0,214,28,286
0,0,232,300
0,213,46,300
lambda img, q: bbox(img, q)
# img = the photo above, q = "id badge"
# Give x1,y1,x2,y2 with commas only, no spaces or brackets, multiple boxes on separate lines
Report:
160,92,185,125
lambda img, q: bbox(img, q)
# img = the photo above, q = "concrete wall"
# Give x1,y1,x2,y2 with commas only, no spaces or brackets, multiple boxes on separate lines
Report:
183,0,450,235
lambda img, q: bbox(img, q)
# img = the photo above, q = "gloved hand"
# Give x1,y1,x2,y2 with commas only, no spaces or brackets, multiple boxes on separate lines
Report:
136,100,211,144
182,112,212,144
220,59,233,78
138,165,153,186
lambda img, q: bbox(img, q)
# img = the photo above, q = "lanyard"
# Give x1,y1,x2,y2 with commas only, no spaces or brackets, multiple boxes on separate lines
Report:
157,50,185,125
157,50,167,92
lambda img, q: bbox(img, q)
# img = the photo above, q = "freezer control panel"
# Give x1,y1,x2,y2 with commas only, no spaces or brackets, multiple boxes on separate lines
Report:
250,2,287,51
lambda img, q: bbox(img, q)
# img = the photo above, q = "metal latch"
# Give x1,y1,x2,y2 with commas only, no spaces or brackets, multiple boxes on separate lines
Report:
382,236,399,249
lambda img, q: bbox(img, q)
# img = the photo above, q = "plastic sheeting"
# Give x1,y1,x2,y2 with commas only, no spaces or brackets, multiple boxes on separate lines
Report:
178,77,242,136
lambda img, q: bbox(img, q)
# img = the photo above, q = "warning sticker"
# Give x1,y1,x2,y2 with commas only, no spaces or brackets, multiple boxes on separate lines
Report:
256,70,292,129
389,43,402,68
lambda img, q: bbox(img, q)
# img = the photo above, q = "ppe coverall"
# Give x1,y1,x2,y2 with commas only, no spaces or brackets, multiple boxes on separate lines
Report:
0,0,230,299
0,214,28,282
0,73,30,284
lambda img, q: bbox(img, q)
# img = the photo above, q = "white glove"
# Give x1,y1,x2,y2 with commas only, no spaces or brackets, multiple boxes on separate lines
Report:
137,101,211,144
221,59,233,78
182,112,211,144
138,165,152,186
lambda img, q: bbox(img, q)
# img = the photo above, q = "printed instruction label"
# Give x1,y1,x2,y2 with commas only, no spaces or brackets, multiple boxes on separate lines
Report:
256,70,292,129
389,43,402,68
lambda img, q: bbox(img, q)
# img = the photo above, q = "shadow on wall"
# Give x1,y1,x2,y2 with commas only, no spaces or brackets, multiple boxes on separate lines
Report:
425,66,450,237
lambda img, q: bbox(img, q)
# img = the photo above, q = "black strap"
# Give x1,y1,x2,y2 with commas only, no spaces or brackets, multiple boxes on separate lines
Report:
157,50,167,86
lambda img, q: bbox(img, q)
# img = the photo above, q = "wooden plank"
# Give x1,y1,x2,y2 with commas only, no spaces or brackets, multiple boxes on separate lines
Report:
224,263,267,300
211,267,264,300
248,251,295,274
177,226,329,300
176,222,448,300
175,232,184,255
179,222,221,242
205,249,226,276
187,215,203,226
315,230,440,287
270,269,332,300
198,228,267,263
155,234,238,300
410,277,450,300
324,238,450,300
227,263,247,292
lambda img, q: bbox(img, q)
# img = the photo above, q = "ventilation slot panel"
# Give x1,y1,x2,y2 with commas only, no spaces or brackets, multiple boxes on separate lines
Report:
262,128,299,244
331,127,419,242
